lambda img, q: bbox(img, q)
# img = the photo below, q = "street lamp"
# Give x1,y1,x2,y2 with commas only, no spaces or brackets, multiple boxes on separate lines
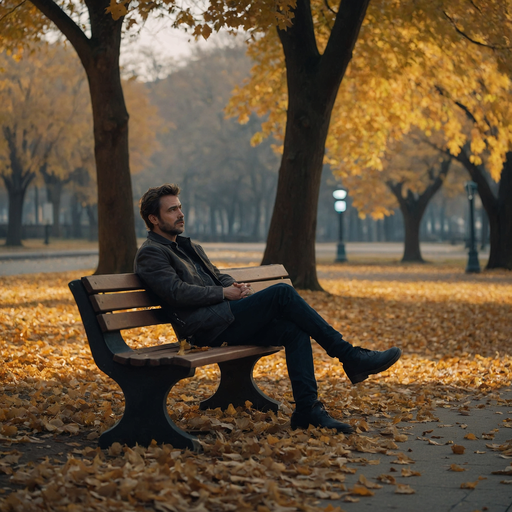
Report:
333,189,347,262
465,181,480,273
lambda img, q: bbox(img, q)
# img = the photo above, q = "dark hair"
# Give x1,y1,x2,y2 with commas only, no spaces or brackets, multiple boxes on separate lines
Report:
139,184,181,230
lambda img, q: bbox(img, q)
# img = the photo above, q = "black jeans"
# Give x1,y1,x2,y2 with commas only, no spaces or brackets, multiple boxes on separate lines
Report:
214,283,349,411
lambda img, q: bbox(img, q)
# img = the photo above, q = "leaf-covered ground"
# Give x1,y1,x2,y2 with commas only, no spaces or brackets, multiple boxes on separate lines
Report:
0,264,511,511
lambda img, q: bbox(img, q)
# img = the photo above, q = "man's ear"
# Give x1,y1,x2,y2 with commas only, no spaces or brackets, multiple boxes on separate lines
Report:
148,213,159,227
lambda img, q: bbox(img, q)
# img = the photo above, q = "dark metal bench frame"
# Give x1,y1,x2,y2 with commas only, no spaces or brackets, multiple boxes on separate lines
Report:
69,265,290,452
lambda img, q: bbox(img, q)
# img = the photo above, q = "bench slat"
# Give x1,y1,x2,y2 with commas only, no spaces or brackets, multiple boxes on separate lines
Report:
91,291,159,313
82,274,144,293
113,344,281,368
224,265,288,282
250,278,292,292
97,309,168,332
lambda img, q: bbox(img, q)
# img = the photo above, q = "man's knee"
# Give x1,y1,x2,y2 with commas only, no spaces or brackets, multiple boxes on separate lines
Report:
269,319,309,348
272,282,299,299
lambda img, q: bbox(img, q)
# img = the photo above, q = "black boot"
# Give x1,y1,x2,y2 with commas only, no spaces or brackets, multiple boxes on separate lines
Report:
342,346,402,385
291,401,353,434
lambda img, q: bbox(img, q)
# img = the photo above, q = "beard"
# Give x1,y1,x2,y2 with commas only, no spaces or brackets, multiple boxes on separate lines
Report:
159,218,185,237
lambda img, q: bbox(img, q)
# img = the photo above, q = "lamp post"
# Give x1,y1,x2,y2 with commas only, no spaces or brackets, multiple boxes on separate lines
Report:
465,181,480,273
333,189,347,262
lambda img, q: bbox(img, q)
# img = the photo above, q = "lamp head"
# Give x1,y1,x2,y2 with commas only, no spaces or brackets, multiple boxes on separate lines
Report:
334,201,347,213
465,181,477,200
333,189,347,200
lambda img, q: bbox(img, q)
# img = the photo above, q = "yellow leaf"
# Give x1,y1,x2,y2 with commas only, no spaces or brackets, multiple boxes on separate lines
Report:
351,484,374,496
225,403,237,416
105,0,127,20
452,445,466,455
1,425,17,437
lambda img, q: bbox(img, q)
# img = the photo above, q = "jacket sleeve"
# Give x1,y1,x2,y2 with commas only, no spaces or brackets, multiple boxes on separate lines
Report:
135,244,225,308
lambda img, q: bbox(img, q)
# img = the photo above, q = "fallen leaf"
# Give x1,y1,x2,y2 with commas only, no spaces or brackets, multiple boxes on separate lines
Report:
460,481,479,489
395,484,415,494
358,474,383,489
350,484,374,496
401,468,421,477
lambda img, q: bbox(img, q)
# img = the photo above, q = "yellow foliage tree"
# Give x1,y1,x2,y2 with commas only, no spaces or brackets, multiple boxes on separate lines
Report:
0,0,296,272
0,44,79,245
0,42,162,244
228,0,512,272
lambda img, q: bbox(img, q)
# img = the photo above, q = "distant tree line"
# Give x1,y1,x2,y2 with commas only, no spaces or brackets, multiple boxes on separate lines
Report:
0,42,487,259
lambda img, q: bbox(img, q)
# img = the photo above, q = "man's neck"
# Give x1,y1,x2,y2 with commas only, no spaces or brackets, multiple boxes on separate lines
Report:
152,227,177,242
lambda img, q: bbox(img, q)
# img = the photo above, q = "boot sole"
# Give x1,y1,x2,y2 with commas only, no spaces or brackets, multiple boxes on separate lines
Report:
347,348,402,385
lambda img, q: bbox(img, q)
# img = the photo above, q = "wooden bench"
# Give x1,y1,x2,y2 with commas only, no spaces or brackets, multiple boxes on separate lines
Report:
68,264,291,452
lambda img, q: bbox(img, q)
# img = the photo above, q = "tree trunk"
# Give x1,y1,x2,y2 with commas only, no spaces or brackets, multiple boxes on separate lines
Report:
480,208,488,250
34,186,40,226
30,0,137,274
70,193,83,238
86,204,98,241
487,155,512,268
252,197,262,239
5,185,27,246
1,128,36,246
85,28,136,273
41,165,66,238
262,0,370,289
456,148,512,270
387,160,451,263
262,97,333,288
400,204,424,262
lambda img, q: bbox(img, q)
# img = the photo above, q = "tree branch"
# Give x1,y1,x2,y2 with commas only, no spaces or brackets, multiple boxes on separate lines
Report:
443,10,512,50
0,0,27,23
323,0,337,15
417,158,451,213
456,144,498,211
386,179,407,209
435,85,479,124
28,0,91,67
277,0,319,66
320,0,371,89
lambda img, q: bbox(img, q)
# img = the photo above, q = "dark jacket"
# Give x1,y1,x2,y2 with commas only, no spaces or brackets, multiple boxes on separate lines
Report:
134,231,236,345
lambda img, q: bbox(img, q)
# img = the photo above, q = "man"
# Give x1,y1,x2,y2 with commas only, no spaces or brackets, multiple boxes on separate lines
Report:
135,184,402,434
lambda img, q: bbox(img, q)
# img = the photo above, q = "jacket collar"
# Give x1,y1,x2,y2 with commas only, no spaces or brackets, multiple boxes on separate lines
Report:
147,231,191,246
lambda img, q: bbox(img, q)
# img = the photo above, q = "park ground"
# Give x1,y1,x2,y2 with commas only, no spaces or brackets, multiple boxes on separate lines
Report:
0,245,511,511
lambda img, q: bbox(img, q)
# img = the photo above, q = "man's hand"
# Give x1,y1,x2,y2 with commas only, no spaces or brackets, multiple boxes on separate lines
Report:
223,282,254,300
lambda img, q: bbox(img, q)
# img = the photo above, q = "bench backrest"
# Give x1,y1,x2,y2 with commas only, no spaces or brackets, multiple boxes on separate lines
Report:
81,264,291,333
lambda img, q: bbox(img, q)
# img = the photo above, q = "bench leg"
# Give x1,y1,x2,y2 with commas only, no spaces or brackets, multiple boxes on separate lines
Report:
199,355,280,412
100,365,202,452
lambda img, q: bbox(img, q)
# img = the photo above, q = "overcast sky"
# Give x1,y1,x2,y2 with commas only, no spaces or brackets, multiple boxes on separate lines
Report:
120,18,229,81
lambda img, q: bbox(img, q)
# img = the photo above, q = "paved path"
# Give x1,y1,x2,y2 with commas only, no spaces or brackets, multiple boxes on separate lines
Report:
326,389,512,512
0,242,489,276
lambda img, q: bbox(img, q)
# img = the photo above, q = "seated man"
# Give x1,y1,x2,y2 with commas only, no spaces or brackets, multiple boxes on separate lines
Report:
135,184,401,434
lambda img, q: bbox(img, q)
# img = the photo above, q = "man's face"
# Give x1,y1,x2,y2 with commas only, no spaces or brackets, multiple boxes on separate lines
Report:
149,195,184,241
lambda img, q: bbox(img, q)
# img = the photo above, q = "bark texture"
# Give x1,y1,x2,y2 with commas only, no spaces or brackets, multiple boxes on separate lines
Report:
262,0,371,290
29,0,137,273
